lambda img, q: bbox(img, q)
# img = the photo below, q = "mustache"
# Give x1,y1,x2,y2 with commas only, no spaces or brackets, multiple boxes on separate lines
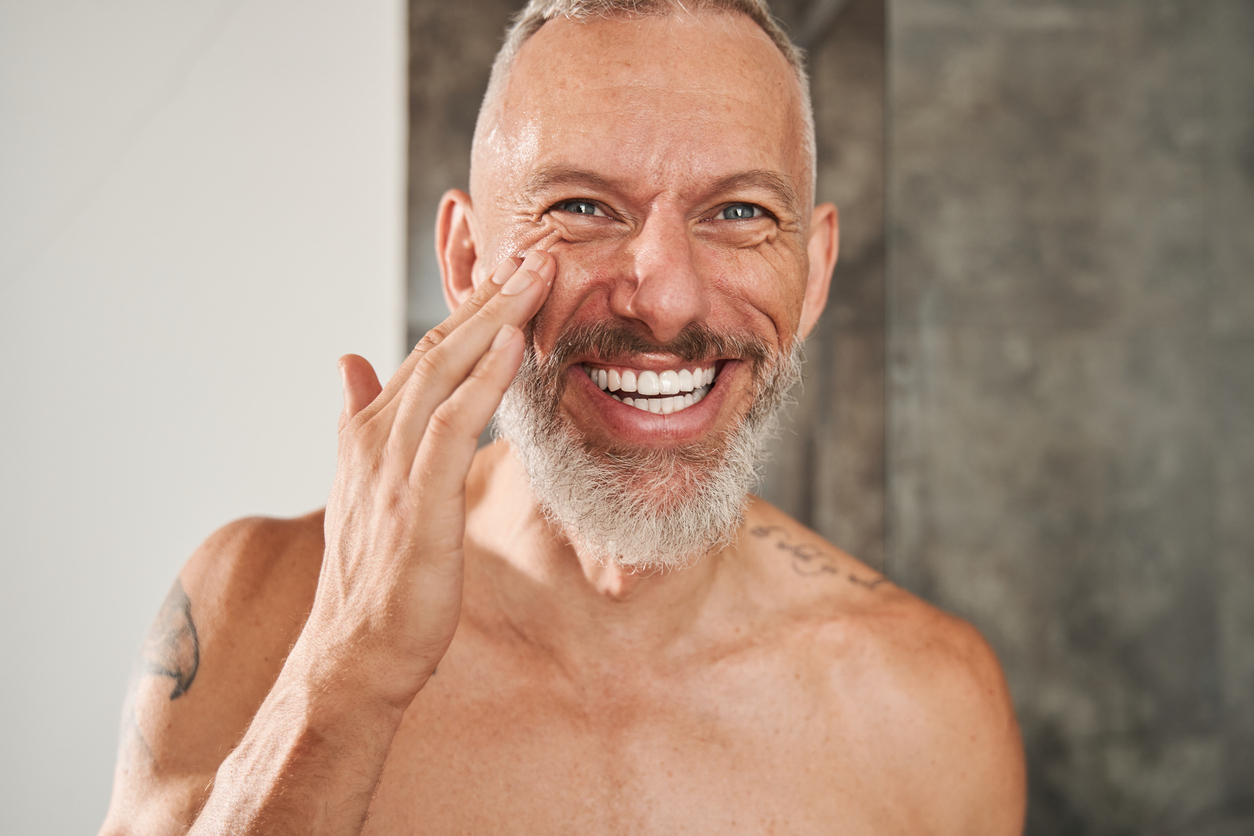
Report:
529,320,774,374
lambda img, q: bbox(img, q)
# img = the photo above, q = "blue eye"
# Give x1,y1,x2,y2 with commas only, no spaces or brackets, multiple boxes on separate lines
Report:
558,200,601,216
720,204,763,220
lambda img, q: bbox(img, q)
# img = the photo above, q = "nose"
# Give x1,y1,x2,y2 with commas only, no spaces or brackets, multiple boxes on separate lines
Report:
609,211,712,344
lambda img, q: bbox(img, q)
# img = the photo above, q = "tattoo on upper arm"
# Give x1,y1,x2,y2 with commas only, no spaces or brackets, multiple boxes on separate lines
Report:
749,526,888,590
143,578,201,700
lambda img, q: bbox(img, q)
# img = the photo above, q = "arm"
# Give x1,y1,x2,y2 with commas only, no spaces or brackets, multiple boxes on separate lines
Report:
99,517,325,834
936,620,1026,836
100,251,556,835
889,611,1027,836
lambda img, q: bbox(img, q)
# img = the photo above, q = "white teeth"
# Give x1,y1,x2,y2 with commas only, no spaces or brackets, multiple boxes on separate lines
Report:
584,360,719,415
613,386,710,414
584,365,716,391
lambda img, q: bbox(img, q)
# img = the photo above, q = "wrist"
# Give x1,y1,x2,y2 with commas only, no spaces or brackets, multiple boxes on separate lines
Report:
283,628,432,716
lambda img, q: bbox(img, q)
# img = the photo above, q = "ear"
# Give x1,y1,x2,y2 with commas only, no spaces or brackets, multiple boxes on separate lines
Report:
798,202,839,340
436,189,480,312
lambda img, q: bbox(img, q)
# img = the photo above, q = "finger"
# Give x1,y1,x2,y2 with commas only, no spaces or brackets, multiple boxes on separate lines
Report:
410,324,524,491
361,255,521,411
350,255,524,427
384,253,552,464
337,355,383,432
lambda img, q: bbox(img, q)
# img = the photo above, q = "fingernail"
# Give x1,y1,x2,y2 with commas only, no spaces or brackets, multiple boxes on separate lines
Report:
521,250,548,274
491,257,521,285
537,252,556,283
500,263,538,296
491,324,517,350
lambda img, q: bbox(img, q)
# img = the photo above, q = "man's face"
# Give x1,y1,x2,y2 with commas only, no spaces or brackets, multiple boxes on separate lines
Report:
466,11,833,566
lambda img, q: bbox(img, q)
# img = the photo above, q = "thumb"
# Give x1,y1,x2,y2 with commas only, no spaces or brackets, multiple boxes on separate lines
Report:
337,354,383,431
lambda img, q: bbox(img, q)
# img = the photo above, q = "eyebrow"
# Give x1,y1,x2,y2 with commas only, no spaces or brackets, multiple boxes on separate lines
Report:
706,170,801,218
520,165,802,217
521,166,625,201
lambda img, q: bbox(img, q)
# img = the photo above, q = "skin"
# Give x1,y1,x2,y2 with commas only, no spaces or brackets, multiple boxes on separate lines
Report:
100,11,1025,836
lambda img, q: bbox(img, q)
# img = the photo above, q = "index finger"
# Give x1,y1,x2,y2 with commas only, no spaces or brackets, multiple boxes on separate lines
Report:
359,252,552,423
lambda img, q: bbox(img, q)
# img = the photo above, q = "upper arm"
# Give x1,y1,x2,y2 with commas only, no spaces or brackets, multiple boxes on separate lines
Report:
899,614,1026,835
99,513,324,835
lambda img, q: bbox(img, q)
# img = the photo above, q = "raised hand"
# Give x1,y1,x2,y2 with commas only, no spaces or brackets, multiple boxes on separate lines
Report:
297,251,555,709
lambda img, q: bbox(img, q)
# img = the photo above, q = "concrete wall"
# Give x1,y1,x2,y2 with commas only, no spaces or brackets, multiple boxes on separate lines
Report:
758,0,887,570
0,1,405,831
890,1,1254,831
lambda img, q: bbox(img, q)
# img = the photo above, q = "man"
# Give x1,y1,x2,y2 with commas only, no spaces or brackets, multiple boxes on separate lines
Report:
101,1,1025,833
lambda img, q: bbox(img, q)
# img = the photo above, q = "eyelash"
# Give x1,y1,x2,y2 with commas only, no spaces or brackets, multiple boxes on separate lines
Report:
549,199,773,222
553,199,607,217
717,203,768,221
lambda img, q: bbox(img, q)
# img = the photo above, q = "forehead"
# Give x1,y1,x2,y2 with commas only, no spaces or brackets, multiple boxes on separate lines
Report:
486,12,807,200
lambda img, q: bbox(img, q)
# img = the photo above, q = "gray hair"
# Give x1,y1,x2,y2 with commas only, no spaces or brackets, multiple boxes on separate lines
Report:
471,0,817,198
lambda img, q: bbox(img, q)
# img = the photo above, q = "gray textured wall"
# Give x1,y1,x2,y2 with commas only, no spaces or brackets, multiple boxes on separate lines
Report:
890,1,1254,832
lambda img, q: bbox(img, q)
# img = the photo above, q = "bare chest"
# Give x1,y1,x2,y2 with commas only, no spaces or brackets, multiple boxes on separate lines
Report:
360,644,917,835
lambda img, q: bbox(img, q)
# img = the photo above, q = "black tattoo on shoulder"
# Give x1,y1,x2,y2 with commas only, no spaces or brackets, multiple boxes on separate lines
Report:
142,578,200,700
749,525,888,590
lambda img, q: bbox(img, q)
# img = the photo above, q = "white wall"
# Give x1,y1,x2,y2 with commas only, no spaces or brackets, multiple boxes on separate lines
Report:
0,0,405,830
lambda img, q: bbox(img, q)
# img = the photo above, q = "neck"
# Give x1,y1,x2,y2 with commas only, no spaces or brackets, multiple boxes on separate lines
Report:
464,441,735,666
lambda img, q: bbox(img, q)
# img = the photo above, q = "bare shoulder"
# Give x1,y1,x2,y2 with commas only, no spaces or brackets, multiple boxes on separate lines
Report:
740,499,1026,834
100,511,325,835
856,600,1025,834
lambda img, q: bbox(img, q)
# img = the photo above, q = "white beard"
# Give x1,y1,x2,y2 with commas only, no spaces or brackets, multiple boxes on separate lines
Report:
494,322,802,572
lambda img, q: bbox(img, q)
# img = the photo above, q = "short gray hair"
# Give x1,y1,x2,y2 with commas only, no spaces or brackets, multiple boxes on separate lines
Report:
471,0,817,198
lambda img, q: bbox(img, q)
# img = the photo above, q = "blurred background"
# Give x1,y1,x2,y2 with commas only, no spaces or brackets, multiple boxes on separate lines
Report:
2,0,1250,832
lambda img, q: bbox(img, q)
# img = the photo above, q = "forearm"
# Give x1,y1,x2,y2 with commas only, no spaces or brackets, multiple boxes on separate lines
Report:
190,660,407,836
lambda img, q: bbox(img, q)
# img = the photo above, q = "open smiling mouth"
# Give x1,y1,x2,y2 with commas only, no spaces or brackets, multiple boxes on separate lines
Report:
579,363,718,414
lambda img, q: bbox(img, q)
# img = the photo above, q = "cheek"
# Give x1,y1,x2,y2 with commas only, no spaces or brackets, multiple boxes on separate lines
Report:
526,254,600,341
504,221,809,346
701,244,809,335
479,214,613,286
472,208,561,282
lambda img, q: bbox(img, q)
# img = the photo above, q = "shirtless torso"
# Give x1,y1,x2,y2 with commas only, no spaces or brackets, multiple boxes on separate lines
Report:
104,444,1022,835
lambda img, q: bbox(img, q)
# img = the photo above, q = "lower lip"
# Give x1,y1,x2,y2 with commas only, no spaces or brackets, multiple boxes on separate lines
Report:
563,362,738,446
